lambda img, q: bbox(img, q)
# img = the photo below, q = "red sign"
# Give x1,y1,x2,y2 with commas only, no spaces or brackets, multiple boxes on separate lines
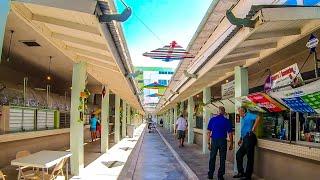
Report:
247,93,286,112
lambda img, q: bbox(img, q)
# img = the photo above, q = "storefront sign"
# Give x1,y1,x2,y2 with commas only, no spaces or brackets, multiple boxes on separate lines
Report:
221,80,235,99
236,96,265,112
271,63,303,90
247,93,286,112
270,79,320,113
306,34,319,51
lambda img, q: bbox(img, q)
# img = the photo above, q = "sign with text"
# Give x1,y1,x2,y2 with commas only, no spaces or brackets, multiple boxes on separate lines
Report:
221,80,235,99
236,96,265,113
270,79,320,113
271,63,303,90
247,92,286,112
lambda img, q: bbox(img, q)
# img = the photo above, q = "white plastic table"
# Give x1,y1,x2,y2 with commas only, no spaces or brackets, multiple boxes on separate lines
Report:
11,150,72,180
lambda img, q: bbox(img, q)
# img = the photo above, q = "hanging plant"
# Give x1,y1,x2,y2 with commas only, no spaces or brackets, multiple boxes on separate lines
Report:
78,89,90,122
195,101,204,116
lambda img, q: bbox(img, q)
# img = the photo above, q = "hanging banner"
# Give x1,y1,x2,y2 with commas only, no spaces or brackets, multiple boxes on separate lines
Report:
221,80,235,99
247,92,286,112
271,63,303,90
270,79,320,113
236,96,265,112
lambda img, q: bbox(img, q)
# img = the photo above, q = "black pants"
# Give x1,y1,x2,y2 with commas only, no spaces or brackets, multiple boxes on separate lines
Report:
208,138,227,177
236,133,257,178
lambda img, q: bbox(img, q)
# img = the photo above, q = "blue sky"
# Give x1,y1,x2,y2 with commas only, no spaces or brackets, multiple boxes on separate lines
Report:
115,0,212,69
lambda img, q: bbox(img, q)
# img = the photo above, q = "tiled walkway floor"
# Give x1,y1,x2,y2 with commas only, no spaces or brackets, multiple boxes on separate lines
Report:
158,127,234,180
133,130,187,180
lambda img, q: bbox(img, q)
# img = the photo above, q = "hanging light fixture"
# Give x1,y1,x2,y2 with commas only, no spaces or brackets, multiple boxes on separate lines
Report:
5,30,14,62
46,56,52,81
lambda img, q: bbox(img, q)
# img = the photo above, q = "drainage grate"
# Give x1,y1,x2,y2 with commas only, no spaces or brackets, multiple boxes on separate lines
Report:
127,139,137,142
119,147,132,151
102,161,125,168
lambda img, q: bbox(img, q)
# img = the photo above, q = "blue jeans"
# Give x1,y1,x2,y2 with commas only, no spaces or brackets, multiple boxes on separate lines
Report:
208,138,227,177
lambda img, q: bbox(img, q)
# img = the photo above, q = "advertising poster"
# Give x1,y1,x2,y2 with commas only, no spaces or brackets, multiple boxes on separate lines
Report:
271,63,303,90
236,96,265,112
270,79,320,113
221,80,235,99
247,92,287,112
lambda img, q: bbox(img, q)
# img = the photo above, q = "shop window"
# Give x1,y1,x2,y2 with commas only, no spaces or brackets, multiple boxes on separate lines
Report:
261,111,293,141
195,116,203,129
298,113,320,143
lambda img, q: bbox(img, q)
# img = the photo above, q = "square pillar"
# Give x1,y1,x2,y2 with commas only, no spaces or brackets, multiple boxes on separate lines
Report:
70,62,86,175
203,87,211,154
188,96,195,144
0,0,10,62
166,110,170,131
180,101,184,116
169,108,173,133
173,105,178,134
101,85,110,153
127,105,131,125
114,95,120,143
234,66,248,172
122,101,127,138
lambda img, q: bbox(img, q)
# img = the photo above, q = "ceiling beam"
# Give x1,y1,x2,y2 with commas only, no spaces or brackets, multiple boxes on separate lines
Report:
32,14,100,35
220,53,260,64
230,42,277,54
247,28,301,40
52,32,107,50
86,61,120,74
65,45,112,61
77,54,117,67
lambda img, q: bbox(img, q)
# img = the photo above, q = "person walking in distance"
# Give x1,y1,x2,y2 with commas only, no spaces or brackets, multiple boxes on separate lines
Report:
233,106,260,180
207,106,233,180
90,114,98,142
175,114,188,147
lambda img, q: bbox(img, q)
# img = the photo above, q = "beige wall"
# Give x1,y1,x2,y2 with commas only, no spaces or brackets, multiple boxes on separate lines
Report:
0,129,91,168
254,148,320,180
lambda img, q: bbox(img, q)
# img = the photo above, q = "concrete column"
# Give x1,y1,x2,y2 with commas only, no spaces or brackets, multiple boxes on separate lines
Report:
101,85,110,153
188,96,195,144
234,66,248,172
173,105,178,134
166,111,170,130
127,105,131,125
114,95,120,143
180,101,184,116
70,62,86,175
169,109,173,133
0,0,10,62
122,101,127,138
203,87,211,154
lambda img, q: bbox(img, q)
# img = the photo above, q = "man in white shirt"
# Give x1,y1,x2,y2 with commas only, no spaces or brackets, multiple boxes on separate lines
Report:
175,115,188,147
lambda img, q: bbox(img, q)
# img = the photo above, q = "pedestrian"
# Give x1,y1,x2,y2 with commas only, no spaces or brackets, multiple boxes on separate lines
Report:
175,114,188,147
233,106,260,180
159,118,164,127
90,114,98,142
96,119,101,138
207,106,233,180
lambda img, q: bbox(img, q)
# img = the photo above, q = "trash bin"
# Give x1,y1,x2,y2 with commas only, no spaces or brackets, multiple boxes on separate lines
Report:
127,124,134,138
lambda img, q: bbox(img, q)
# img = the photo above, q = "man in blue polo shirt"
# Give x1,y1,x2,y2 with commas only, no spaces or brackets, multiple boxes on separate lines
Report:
207,106,233,180
233,106,260,180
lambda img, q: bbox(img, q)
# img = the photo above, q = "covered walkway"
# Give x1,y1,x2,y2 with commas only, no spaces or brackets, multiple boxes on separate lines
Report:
133,128,187,180
158,127,235,180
